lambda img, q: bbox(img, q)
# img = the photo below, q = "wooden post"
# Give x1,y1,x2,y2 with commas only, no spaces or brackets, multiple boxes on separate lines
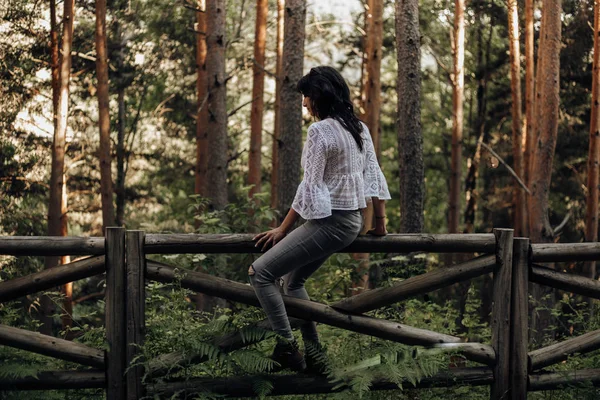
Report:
510,238,529,400
105,227,126,400
490,228,514,400
126,230,145,400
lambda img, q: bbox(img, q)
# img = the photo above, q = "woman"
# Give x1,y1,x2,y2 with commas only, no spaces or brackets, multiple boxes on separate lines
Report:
249,66,391,373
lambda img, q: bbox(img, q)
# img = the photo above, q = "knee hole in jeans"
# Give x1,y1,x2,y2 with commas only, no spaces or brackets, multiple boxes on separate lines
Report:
248,265,256,276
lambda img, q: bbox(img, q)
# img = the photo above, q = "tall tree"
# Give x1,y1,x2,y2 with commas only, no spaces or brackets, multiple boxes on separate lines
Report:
524,0,535,210
585,0,600,282
248,0,268,197
206,0,228,210
396,0,424,233
270,0,285,212
464,8,494,233
277,0,307,216
363,0,383,155
508,0,525,236
528,0,561,245
113,9,128,227
42,0,75,335
449,0,465,234
195,0,209,199
96,0,116,229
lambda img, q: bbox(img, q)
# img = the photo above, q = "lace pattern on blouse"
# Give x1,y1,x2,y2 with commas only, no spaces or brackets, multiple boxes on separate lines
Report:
291,119,391,220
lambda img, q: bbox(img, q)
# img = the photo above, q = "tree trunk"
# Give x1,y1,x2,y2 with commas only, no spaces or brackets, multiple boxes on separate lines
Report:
528,0,561,245
364,0,383,155
276,0,307,216
206,0,228,210
115,87,125,226
524,0,535,226
528,0,562,342
396,0,424,233
508,0,525,236
42,0,75,335
359,0,370,119
114,17,126,227
270,0,285,213
449,0,465,234
195,0,209,199
96,0,116,230
464,6,493,234
585,0,600,282
248,0,268,197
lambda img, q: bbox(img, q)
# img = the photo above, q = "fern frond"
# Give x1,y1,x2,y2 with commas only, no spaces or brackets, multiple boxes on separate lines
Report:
252,377,274,398
230,349,278,373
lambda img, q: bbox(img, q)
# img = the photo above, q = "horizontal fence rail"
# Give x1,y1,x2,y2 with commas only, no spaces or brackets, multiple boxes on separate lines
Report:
144,233,497,254
0,237,105,256
0,371,105,390
531,242,600,262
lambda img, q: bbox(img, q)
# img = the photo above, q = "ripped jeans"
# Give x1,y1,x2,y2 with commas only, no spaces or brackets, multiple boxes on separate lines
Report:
249,210,363,342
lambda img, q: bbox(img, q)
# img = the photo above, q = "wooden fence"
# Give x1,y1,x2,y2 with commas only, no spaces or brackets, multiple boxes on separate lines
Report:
0,227,599,399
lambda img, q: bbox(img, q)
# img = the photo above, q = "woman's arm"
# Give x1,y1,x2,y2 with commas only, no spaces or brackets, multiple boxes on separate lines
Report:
369,198,387,236
253,208,300,251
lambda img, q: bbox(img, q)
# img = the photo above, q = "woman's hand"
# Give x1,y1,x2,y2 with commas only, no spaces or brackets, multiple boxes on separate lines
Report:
253,227,287,251
367,215,387,237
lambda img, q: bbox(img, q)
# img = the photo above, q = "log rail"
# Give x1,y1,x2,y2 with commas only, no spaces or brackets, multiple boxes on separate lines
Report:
0,229,599,399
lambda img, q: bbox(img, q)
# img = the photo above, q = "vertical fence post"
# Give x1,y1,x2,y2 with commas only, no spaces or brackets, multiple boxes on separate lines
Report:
106,227,126,400
510,237,529,400
490,228,514,400
126,230,146,399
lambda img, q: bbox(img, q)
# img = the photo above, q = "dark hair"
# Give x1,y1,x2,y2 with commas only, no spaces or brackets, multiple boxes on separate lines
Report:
296,66,364,151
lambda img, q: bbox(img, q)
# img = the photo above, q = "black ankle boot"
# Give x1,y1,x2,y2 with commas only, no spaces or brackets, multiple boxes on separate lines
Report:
304,340,329,375
271,339,306,372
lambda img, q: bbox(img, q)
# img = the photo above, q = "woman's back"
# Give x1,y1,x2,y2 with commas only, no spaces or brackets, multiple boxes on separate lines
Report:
293,118,390,219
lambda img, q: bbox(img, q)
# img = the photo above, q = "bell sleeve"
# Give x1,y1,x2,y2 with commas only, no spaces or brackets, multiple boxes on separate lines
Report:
363,128,391,200
291,126,332,219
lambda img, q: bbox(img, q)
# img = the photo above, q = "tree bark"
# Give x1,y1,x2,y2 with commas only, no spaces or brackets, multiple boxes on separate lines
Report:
508,0,525,236
364,0,383,155
270,0,285,213
114,17,126,227
396,0,424,233
115,88,125,226
248,0,268,197
96,0,116,230
528,0,561,245
464,7,493,233
276,0,306,216
449,0,465,234
524,0,535,227
206,0,228,210
584,0,600,282
42,0,75,335
195,0,209,199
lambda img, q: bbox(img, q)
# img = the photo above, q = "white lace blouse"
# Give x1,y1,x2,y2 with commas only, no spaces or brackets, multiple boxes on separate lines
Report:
291,118,391,220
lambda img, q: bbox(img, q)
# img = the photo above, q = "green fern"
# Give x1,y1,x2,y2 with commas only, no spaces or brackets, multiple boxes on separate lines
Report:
230,349,278,373
239,325,273,344
251,377,274,398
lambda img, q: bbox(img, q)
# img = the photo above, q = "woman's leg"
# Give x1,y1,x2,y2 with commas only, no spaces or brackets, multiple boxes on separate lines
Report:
249,210,363,342
284,256,328,343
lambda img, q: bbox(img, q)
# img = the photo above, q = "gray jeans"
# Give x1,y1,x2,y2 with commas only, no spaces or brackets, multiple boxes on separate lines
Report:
249,210,363,343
